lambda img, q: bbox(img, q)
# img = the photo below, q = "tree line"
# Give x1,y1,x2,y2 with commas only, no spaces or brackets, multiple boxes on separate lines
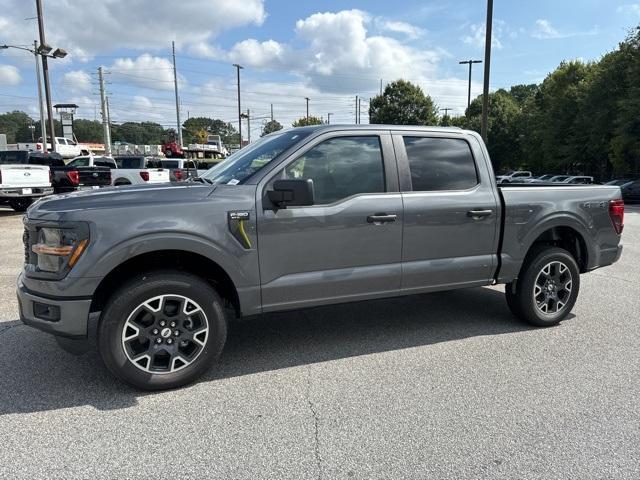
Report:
370,26,640,179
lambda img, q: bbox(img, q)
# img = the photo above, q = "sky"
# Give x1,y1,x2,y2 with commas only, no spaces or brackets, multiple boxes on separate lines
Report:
1,0,639,141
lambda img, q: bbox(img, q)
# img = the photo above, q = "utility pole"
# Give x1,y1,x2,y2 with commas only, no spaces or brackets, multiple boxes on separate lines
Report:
459,59,482,113
481,0,493,143
171,41,183,147
440,107,452,116
305,97,309,121
233,63,243,148
380,79,383,95
106,96,111,141
358,97,362,124
33,40,47,148
327,112,333,124
36,0,56,152
98,66,111,155
270,103,274,121
355,95,358,124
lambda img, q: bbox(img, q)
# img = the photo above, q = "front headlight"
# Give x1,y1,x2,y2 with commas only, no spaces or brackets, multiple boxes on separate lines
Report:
31,226,89,274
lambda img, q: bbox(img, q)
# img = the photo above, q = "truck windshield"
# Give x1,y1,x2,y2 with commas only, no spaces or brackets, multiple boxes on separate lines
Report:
201,130,311,185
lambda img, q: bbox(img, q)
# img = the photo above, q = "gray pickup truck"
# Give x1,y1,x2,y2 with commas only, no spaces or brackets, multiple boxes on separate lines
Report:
17,125,624,390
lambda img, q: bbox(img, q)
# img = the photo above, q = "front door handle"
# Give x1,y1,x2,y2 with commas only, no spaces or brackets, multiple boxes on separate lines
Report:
367,213,397,224
467,209,493,219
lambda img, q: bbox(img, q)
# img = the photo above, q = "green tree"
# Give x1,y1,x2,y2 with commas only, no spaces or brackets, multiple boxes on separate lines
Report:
0,111,33,143
369,79,438,125
73,119,104,143
292,116,324,127
261,119,283,136
182,117,238,144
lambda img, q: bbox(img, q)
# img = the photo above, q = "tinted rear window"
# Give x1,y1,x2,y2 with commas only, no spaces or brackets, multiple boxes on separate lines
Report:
161,160,179,168
0,151,28,164
116,157,144,168
403,137,478,191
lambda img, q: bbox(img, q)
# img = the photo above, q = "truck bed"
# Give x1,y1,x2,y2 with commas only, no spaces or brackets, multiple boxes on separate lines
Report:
496,183,623,283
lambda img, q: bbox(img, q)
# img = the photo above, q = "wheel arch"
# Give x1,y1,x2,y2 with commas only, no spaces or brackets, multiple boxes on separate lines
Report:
524,224,589,273
90,249,241,318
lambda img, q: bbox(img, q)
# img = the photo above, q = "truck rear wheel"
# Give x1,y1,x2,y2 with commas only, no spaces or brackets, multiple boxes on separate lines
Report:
98,271,227,390
8,198,33,212
505,246,580,327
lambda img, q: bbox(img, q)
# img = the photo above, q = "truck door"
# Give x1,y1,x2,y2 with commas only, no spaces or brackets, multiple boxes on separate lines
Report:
392,132,500,293
256,131,403,312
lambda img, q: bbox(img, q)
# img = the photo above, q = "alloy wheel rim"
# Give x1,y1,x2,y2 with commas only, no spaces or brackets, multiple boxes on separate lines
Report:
533,261,573,316
121,294,209,374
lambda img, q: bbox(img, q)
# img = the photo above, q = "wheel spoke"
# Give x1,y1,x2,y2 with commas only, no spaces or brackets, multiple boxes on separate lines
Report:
121,294,210,374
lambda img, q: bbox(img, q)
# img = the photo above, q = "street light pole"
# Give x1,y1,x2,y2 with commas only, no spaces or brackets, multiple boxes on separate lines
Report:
305,97,309,121
33,40,47,147
327,113,333,124
459,59,482,114
233,64,243,148
35,0,56,152
481,0,494,143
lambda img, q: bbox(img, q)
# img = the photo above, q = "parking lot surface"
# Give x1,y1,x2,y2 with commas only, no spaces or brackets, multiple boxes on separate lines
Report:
1,206,639,479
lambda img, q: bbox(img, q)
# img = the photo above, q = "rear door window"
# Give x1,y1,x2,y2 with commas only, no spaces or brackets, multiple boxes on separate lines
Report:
402,137,478,191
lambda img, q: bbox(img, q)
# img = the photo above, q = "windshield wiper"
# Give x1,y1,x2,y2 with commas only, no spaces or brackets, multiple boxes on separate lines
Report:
187,176,213,184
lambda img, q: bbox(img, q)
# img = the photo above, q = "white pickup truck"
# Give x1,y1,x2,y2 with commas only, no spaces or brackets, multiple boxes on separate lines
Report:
17,137,91,159
0,150,53,211
112,155,170,185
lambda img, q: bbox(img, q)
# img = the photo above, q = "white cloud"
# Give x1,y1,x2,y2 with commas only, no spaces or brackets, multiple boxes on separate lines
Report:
0,0,266,60
376,19,426,39
616,4,640,16
228,9,440,94
531,19,562,39
61,70,92,95
531,19,599,39
0,64,21,86
109,54,183,91
462,21,505,50
230,39,289,69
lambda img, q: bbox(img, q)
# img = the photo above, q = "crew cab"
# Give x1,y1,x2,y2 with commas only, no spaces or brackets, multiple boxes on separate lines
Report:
18,137,91,159
29,154,112,194
0,150,53,211
112,156,170,185
17,126,624,390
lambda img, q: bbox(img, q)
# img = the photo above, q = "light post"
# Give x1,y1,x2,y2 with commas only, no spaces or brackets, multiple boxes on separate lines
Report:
459,59,482,114
1,42,66,151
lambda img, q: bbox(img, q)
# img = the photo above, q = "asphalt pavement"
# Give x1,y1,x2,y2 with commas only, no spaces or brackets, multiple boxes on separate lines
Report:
0,205,638,479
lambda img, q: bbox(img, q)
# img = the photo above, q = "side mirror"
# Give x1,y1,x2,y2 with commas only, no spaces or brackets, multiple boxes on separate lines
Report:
267,179,314,208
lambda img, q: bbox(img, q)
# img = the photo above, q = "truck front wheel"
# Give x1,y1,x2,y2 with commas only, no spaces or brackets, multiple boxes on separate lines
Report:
505,246,580,327
98,271,227,390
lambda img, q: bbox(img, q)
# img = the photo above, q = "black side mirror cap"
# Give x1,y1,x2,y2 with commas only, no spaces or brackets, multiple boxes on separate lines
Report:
268,179,315,208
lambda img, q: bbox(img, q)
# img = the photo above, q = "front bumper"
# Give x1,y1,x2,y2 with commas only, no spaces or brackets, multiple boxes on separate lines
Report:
17,276,92,338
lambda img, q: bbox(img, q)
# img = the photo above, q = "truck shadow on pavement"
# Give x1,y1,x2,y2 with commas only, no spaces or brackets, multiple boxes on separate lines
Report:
0,287,557,415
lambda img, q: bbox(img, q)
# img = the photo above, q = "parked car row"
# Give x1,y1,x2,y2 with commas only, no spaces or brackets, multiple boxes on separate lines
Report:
496,171,595,185
0,151,220,212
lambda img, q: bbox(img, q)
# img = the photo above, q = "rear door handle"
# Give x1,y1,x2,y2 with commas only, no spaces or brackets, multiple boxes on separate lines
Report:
367,213,397,224
467,209,493,219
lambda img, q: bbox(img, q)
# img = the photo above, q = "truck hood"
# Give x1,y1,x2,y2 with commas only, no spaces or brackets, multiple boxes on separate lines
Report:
27,182,215,218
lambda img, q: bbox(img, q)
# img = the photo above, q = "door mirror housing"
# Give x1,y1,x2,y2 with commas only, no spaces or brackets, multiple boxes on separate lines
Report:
267,179,315,208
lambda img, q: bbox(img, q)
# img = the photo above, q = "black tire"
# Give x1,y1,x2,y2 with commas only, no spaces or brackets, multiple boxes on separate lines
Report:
9,198,33,212
98,271,227,390
505,246,580,327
